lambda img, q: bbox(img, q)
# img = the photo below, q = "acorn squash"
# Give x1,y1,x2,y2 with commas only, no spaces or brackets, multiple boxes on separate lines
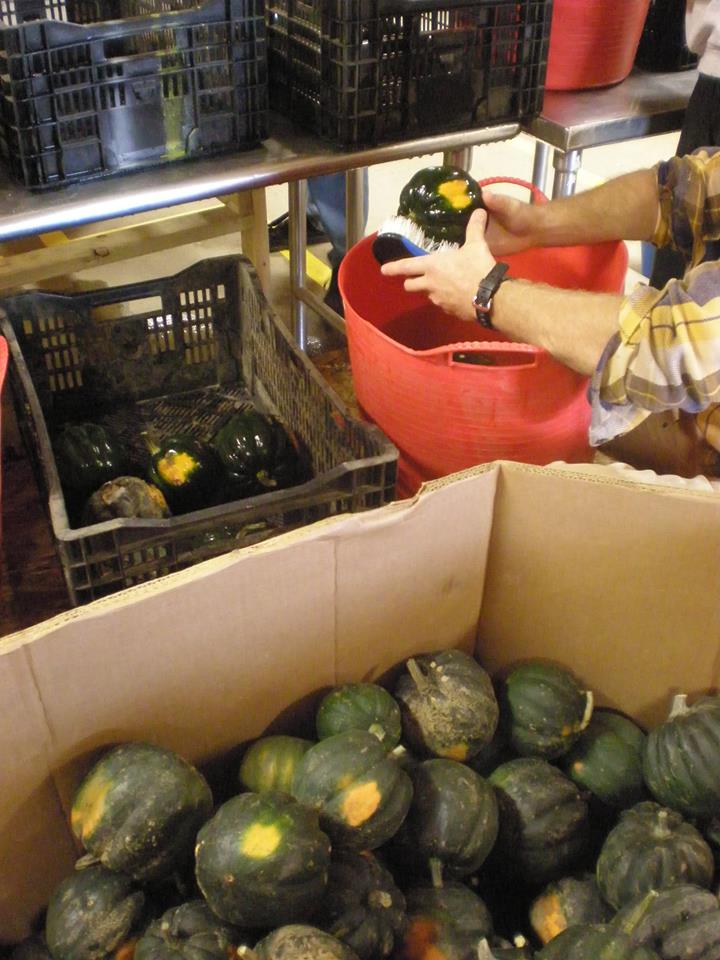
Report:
145,434,220,514
211,408,306,500
398,880,494,960
249,925,359,960
535,924,660,960
71,742,213,882
194,791,331,928
315,850,406,960
499,660,593,760
529,873,612,945
316,683,402,751
488,757,590,886
561,708,646,810
611,884,720,960
291,729,413,851
642,693,720,818
45,865,145,960
238,735,315,795
391,759,499,880
53,422,128,498
394,650,499,762
82,476,170,523
595,801,715,909
397,166,486,245
134,900,242,960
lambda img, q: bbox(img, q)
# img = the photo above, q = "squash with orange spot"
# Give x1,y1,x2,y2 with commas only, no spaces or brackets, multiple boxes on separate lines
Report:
291,730,412,850
397,880,493,960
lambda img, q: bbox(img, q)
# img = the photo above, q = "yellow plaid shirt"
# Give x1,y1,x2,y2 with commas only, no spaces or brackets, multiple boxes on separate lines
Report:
589,147,720,450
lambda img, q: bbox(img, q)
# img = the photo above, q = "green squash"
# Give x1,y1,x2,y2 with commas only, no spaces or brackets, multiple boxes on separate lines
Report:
45,865,145,960
595,801,715,910
291,729,413,851
399,880,494,960
314,850,406,960
249,925,360,960
535,924,660,960
488,757,590,886
643,693,720,818
71,742,213,882
561,708,646,809
529,873,612,945
53,422,128,497
211,408,306,500
391,759,499,880
145,434,220,514
194,791,330,928
394,650,499,762
611,884,720,960
134,900,242,960
397,166,486,245
238,735,315,795
316,683,402,751
500,660,593,760
82,476,170,523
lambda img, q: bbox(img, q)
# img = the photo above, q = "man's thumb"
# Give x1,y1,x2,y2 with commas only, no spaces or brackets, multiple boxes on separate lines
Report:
465,207,487,242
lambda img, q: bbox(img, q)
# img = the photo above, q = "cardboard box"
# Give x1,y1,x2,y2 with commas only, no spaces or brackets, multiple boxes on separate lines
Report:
2,460,720,942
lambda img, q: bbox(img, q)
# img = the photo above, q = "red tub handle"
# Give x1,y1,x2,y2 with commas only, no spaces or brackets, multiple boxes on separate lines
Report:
419,340,542,369
477,176,548,206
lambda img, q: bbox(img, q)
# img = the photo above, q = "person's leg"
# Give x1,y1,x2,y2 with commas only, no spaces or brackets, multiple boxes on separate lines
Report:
650,73,720,287
307,170,369,314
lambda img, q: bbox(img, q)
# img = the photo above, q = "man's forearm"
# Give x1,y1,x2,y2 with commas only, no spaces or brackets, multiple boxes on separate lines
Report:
492,280,624,376
527,169,660,247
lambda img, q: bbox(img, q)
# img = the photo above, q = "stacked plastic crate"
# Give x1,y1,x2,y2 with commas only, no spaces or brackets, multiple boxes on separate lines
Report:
0,0,268,189
266,0,553,146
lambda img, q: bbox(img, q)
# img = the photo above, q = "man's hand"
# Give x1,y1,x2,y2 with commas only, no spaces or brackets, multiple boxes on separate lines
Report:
380,208,495,322
483,189,540,256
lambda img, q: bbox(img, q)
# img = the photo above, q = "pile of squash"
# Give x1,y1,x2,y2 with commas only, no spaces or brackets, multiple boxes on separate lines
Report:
7,650,720,960
52,405,308,527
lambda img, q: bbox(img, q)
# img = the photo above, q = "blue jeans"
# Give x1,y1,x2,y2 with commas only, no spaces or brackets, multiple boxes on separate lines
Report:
307,170,369,270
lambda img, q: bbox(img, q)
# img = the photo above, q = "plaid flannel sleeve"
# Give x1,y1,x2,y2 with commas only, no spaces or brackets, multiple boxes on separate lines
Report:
589,149,720,447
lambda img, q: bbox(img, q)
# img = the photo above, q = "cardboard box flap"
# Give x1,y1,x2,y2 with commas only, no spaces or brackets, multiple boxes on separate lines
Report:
478,461,720,728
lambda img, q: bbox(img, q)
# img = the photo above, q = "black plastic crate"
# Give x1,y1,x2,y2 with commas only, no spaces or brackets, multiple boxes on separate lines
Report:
1,256,398,605
0,0,268,189
266,0,551,146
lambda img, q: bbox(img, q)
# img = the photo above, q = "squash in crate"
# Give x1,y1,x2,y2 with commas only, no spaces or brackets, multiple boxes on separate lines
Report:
134,900,243,960
247,925,359,960
610,883,720,960
399,880,494,960
316,683,402,751
238,735,315,795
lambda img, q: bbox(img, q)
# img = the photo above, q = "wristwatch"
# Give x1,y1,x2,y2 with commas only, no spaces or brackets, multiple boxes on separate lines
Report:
473,261,510,328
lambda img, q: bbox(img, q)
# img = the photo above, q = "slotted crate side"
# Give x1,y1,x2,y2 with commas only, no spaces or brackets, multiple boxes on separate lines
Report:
0,0,267,188
266,0,551,146
0,256,397,606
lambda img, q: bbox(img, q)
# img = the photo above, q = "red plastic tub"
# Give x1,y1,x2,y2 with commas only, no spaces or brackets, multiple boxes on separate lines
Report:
0,335,7,537
339,178,629,496
546,0,651,91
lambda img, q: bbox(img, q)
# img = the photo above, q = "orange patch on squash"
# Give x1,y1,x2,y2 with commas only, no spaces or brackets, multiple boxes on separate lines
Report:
71,773,112,841
437,180,472,210
443,743,469,762
531,894,566,944
341,781,381,826
402,919,447,960
158,451,197,486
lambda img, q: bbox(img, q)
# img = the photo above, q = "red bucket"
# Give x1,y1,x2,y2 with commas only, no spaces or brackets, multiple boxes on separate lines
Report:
339,178,628,497
546,0,651,91
0,335,7,538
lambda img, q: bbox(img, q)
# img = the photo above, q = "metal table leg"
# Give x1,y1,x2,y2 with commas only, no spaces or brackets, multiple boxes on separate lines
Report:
288,178,308,349
531,141,550,196
443,147,473,170
345,167,365,247
552,147,583,198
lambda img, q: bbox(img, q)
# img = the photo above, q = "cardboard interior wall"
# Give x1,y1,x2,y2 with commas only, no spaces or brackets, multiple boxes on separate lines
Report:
2,460,720,942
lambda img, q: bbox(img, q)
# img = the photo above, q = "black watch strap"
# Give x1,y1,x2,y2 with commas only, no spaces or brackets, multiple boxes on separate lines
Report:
473,261,510,328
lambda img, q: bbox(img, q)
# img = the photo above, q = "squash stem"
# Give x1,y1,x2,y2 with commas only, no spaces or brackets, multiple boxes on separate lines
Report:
74,852,100,871
406,658,428,694
429,857,444,890
579,690,594,732
668,692,689,720
368,723,386,743
141,430,160,457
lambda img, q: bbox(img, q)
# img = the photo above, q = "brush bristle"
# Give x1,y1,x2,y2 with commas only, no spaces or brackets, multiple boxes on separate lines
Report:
376,215,459,253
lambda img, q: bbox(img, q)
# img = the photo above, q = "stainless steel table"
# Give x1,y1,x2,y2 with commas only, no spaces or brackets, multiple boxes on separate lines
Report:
524,69,697,197
0,112,519,348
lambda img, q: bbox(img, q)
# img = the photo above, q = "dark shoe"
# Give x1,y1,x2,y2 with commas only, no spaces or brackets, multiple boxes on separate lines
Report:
268,212,329,253
323,263,344,318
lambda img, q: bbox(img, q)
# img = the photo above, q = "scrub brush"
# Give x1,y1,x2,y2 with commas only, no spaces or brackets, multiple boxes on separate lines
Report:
372,215,459,265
